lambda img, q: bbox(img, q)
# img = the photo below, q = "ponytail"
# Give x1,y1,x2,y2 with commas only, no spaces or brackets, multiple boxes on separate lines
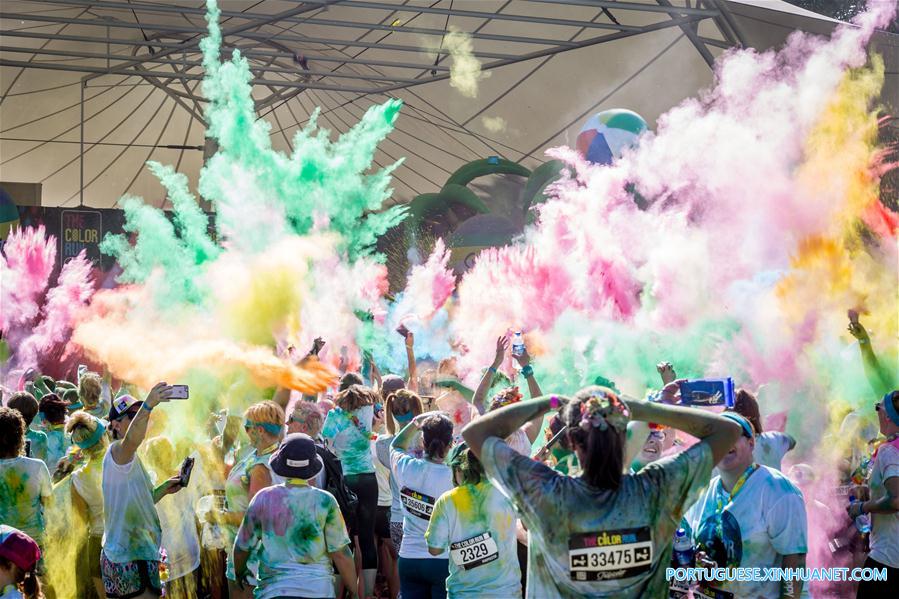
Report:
22,569,43,599
562,386,625,490
421,414,453,460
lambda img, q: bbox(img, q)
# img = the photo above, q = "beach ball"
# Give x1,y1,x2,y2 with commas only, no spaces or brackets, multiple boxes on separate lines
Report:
576,109,647,165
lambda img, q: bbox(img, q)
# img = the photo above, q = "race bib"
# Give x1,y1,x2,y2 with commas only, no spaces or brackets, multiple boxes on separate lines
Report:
450,532,499,570
569,527,653,581
400,487,435,520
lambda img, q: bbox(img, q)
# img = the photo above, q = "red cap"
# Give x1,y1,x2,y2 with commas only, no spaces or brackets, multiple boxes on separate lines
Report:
0,526,41,571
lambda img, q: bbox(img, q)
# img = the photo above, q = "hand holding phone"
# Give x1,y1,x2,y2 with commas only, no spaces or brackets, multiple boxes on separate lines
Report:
179,456,195,488
678,378,734,407
169,385,189,400
396,323,410,339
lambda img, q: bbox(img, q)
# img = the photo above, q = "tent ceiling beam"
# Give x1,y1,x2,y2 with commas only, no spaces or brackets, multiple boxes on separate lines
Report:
0,30,454,72
0,45,427,83
29,0,631,41
0,12,533,59
655,0,716,66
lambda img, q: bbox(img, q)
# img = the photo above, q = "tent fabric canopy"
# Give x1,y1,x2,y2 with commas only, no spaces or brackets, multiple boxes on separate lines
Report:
1,0,896,209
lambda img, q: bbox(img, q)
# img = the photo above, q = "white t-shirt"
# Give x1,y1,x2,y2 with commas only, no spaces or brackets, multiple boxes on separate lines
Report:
71,453,105,536
682,465,808,598
506,428,532,457
235,482,350,599
101,446,162,563
373,437,392,507
0,456,52,543
390,446,454,559
426,482,522,598
869,442,899,568
754,432,792,471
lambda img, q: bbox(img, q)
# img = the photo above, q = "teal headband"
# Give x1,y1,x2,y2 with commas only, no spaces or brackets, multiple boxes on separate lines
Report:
722,412,754,439
394,411,413,424
245,420,283,436
883,392,899,427
75,421,107,449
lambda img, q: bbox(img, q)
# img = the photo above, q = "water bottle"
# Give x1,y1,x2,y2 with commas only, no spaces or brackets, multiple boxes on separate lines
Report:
672,527,694,567
849,495,872,534
511,331,526,357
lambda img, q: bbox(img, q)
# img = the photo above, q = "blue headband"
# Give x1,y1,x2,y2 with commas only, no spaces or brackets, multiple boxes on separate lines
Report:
245,420,284,436
722,412,754,439
883,392,899,427
75,421,107,449
394,411,413,424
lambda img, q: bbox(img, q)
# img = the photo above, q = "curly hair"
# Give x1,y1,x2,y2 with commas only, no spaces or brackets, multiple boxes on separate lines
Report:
336,384,377,412
79,373,103,408
244,400,286,427
0,406,26,458
421,413,453,460
561,386,625,491
7,391,39,427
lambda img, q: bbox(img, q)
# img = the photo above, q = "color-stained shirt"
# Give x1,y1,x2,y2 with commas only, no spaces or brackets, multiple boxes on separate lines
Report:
754,432,792,471
322,406,375,476
390,447,454,559
426,481,521,598
235,482,350,599
25,429,48,465
0,456,52,544
45,424,70,472
481,436,713,598
101,446,162,563
682,465,808,598
868,442,899,568
71,451,105,536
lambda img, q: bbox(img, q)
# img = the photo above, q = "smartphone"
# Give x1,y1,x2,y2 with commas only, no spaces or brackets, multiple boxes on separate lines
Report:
24,439,32,458
169,385,189,400
678,378,734,407
396,323,410,339
179,456,195,487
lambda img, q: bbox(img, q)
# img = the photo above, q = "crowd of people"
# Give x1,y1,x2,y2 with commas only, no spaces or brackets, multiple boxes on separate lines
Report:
1,316,897,599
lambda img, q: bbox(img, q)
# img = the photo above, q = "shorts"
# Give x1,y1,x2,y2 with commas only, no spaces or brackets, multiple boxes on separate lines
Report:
375,505,391,540
390,520,404,554
100,551,162,599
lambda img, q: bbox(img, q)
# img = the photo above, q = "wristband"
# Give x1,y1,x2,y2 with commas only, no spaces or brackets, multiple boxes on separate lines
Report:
488,366,498,374
141,402,154,413
549,395,561,409
521,364,534,378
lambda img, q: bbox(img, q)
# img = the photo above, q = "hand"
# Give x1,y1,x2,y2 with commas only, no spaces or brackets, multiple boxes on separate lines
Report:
846,501,865,519
847,321,869,343
144,382,174,409
513,346,531,368
694,550,716,569
166,474,185,495
658,380,683,404
851,484,870,501
412,410,445,427
492,336,509,368
656,362,676,385
405,331,415,350
312,337,326,355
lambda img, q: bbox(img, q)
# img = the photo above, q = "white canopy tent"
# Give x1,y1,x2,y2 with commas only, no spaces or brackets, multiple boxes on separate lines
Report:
1,0,896,209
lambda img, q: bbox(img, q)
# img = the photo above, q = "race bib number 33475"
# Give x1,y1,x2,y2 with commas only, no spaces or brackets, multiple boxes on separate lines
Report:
569,527,653,581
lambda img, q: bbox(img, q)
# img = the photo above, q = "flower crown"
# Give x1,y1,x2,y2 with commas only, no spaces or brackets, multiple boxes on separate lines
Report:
578,390,630,433
490,386,523,411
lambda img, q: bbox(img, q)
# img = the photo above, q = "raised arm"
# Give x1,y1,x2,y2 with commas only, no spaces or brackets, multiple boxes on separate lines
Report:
391,418,422,453
111,382,173,466
472,336,508,415
405,332,419,393
848,311,896,397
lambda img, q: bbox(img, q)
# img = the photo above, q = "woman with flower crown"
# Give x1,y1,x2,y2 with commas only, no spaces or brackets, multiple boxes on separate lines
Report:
461,385,741,598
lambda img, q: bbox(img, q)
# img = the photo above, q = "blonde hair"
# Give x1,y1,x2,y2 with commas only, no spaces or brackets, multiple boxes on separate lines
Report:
65,411,107,454
245,400,285,427
78,373,102,408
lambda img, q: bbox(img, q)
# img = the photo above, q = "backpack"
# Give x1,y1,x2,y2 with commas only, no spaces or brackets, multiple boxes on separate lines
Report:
316,444,359,531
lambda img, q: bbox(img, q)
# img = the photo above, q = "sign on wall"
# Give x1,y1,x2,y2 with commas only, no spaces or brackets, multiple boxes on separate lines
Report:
60,209,103,264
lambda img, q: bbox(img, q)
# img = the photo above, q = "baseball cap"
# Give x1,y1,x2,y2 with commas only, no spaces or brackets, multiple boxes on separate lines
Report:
108,394,142,421
0,525,41,572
